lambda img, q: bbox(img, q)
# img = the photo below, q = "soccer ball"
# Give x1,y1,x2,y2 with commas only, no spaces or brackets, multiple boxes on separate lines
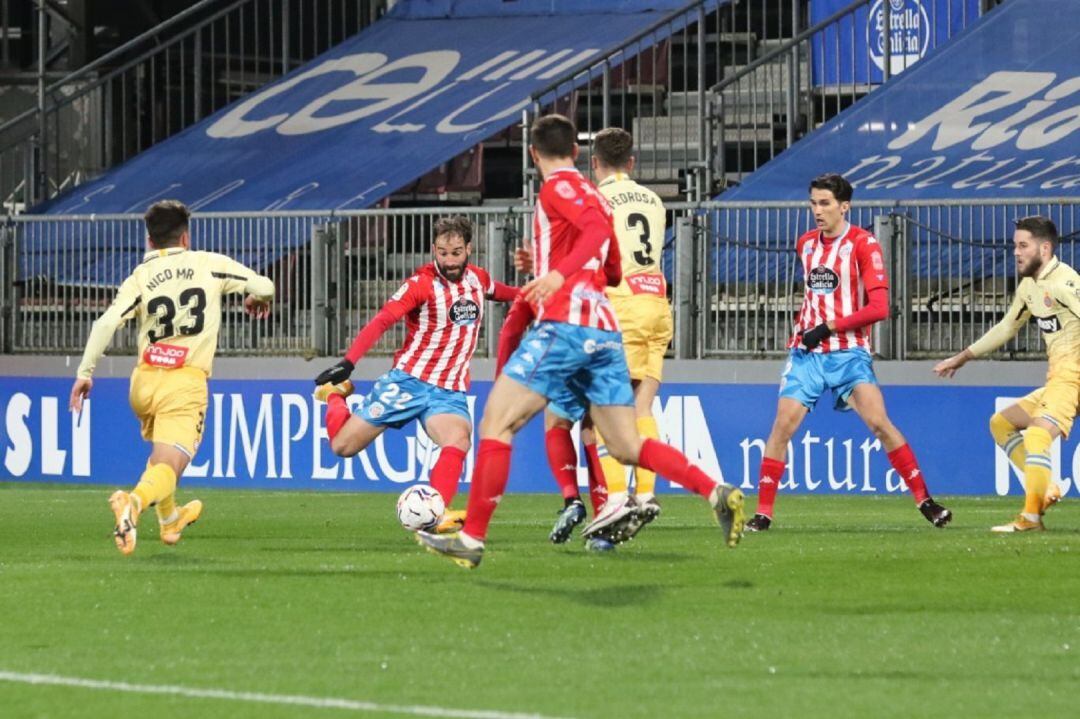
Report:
396,485,445,532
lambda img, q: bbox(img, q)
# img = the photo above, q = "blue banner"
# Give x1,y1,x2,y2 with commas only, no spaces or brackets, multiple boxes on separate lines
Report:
1,375,1072,500
725,0,1080,201
811,0,979,86
35,0,705,214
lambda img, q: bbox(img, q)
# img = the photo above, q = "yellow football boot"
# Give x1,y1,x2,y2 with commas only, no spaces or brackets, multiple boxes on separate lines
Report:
435,509,466,534
991,515,1045,533
1042,482,1062,514
314,380,354,402
161,500,204,546
109,491,138,555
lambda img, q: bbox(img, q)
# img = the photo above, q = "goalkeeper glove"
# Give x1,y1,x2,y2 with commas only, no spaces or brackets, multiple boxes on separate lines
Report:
314,359,354,386
800,323,832,350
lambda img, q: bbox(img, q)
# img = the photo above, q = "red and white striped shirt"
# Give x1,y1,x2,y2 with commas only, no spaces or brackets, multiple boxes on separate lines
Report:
789,223,889,353
532,168,620,331
344,263,516,392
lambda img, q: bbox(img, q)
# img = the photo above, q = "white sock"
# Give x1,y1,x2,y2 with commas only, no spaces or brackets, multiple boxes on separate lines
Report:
1021,512,1041,523
459,532,484,549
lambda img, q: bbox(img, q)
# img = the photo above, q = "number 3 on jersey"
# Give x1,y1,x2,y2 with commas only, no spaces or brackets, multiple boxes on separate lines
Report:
627,212,653,266
148,288,207,343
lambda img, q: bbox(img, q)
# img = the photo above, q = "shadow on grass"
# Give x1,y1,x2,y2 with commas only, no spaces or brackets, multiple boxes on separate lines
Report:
474,578,670,607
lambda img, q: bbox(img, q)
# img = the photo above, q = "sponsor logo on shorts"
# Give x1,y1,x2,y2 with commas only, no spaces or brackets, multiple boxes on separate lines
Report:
807,266,840,294
450,298,480,325
583,338,623,354
366,401,386,419
1036,315,1061,334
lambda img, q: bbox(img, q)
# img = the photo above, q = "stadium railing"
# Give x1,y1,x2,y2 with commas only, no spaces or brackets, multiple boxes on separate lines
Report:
0,0,386,211
4,196,1077,361
521,0,999,200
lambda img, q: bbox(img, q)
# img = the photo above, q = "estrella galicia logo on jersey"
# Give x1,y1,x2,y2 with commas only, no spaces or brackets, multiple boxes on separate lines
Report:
1036,316,1061,334
449,298,480,326
807,266,840,294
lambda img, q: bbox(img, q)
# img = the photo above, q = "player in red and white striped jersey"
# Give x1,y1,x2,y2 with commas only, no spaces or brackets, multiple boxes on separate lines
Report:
417,115,745,569
313,216,518,528
747,174,951,531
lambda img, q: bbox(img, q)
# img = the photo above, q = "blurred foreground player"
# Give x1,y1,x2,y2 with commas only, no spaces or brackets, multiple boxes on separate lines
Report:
70,200,274,554
313,216,518,531
934,216,1070,531
417,114,744,569
746,174,952,531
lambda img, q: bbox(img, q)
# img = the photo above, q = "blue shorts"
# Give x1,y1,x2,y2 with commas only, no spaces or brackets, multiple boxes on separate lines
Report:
354,369,470,429
503,321,635,422
779,348,877,411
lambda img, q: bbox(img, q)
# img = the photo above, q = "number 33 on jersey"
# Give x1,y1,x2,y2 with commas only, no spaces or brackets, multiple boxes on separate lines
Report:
77,247,275,378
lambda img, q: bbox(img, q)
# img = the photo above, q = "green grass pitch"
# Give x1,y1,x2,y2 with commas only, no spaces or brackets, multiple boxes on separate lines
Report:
1,483,1078,718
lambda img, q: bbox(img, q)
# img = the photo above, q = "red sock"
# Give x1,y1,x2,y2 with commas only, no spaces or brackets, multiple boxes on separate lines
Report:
429,446,467,507
462,439,512,541
326,394,349,441
545,427,581,500
636,439,717,499
887,443,929,504
756,457,785,518
583,442,608,514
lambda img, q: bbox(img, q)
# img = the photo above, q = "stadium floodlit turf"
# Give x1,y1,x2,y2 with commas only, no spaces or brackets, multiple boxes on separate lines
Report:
1,484,1078,719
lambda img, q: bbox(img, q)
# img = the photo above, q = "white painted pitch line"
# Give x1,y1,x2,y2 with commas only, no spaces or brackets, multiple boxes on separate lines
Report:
0,671,573,719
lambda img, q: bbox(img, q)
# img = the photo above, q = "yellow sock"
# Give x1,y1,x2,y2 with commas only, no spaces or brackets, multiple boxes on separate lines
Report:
635,416,660,495
593,429,628,494
989,413,1026,471
1022,426,1053,515
156,493,178,524
131,464,178,515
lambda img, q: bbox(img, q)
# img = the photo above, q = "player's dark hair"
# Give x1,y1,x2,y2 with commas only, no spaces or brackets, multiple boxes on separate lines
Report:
592,127,633,169
808,173,854,203
433,215,472,245
144,200,191,248
530,114,577,159
1015,215,1059,250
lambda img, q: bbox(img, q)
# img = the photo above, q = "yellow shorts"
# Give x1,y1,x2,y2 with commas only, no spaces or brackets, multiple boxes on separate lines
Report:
610,295,673,382
1018,378,1080,438
129,365,208,457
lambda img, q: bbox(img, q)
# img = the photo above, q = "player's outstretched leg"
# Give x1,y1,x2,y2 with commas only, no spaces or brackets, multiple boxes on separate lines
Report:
849,384,953,528
418,438,511,568
993,425,1054,532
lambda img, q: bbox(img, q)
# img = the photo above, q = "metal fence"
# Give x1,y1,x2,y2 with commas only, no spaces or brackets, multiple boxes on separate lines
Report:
683,198,1080,359
5,198,1079,363
520,0,1000,199
3,207,528,360
2,0,386,210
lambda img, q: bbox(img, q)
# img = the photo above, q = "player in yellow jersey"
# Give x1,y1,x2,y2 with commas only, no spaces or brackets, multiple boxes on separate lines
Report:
934,216,1072,531
69,200,274,555
564,127,674,543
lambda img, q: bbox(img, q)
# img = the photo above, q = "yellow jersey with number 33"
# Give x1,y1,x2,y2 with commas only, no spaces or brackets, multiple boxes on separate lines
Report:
597,173,668,299
77,247,274,379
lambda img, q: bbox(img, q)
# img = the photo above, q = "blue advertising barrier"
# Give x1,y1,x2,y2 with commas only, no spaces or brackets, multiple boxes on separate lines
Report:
1,375,1071,499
